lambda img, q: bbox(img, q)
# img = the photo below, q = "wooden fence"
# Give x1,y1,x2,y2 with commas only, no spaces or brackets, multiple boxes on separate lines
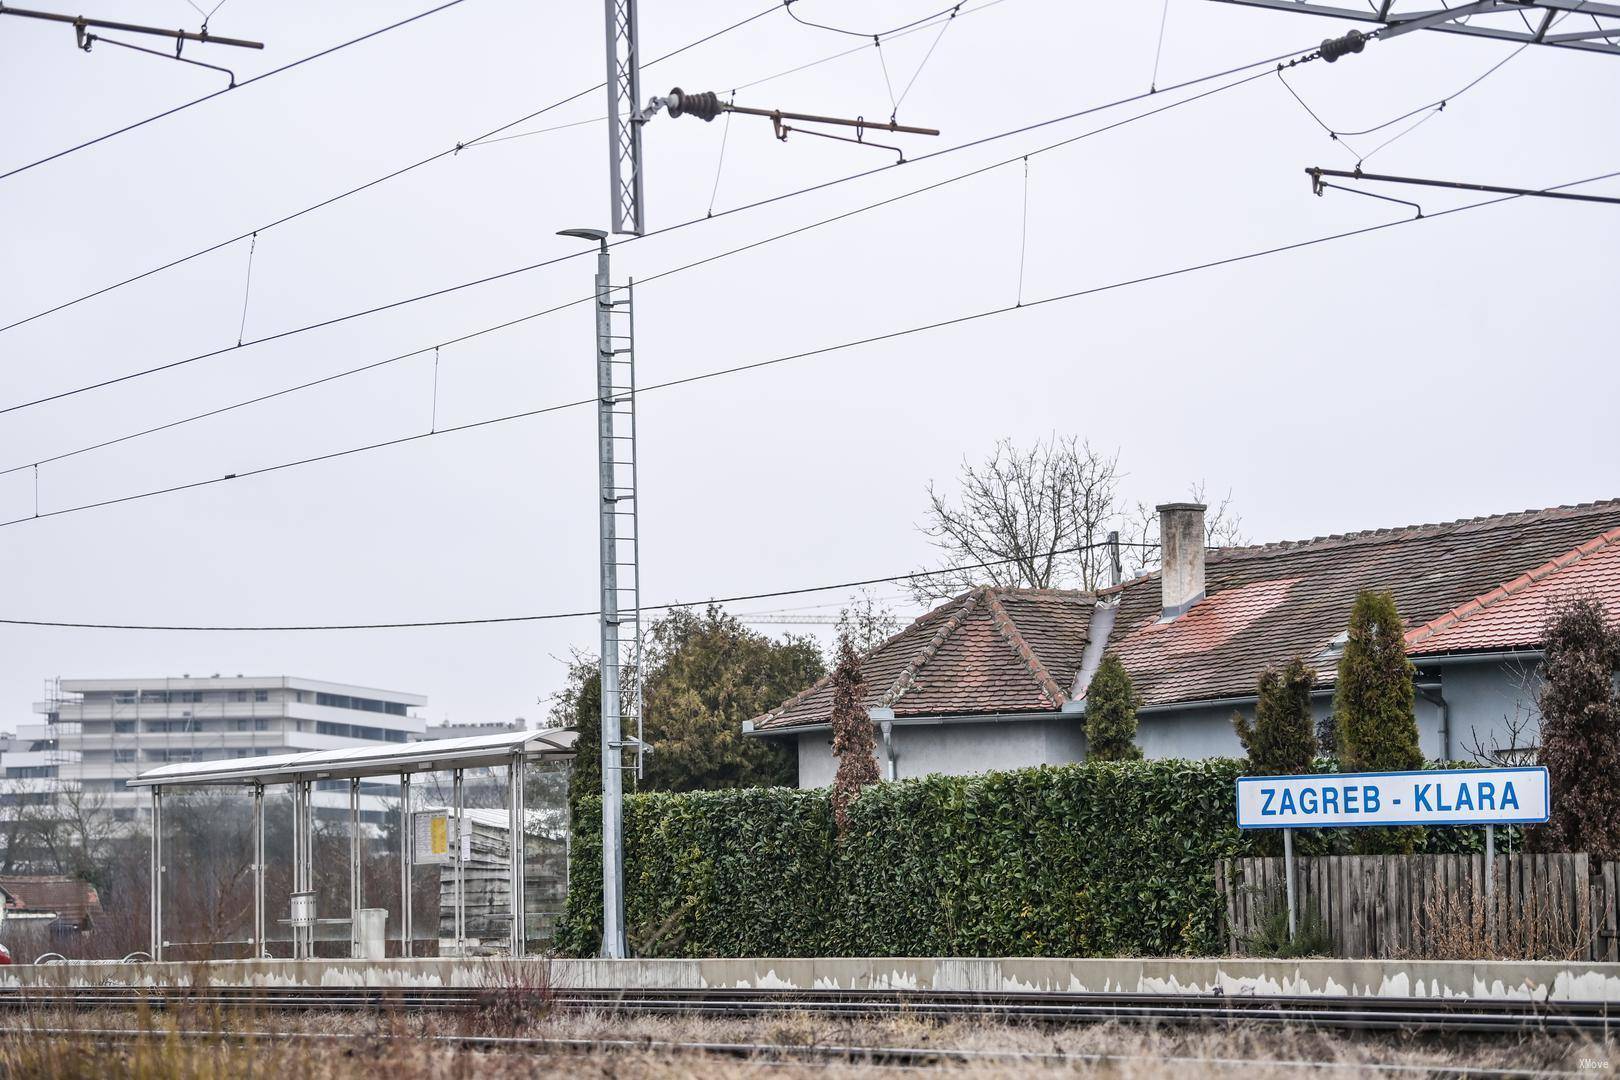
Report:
1215,854,1620,962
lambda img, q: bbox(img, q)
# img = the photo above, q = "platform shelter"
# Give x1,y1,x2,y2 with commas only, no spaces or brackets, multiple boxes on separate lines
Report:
128,727,577,961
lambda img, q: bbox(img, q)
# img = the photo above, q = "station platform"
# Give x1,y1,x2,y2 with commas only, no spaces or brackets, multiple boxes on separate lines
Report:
2,955,1618,1002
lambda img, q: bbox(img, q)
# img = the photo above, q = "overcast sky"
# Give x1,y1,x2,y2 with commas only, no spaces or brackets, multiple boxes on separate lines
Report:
1,0,1616,732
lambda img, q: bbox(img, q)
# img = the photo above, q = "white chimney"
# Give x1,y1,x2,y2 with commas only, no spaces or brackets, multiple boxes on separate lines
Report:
1157,501,1206,620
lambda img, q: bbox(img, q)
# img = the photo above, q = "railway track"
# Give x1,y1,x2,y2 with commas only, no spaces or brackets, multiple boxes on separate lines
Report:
0,984,1611,1033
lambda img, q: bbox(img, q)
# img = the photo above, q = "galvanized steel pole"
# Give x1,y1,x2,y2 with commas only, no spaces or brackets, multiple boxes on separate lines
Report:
595,239,627,960
509,754,525,958
349,777,361,958
453,768,465,956
252,782,265,957
1283,827,1297,942
400,772,412,957
150,786,162,961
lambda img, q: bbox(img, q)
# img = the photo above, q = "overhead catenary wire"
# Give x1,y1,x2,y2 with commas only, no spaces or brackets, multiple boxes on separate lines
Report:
0,539,1157,631
0,0,474,184
782,0,968,41
0,45,1318,476
0,2,783,337
6,163,1613,532
0,38,1326,418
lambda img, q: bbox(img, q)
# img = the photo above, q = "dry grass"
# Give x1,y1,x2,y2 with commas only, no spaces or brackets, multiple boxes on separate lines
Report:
1402,877,1596,961
0,1003,1609,1078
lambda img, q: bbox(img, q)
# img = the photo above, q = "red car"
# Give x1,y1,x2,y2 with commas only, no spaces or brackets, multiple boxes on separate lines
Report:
0,943,11,965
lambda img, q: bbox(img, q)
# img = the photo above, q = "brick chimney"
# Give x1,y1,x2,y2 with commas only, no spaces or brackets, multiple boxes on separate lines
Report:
1157,502,1206,620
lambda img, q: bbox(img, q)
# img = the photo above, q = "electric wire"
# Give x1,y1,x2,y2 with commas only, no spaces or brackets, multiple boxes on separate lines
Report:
0,39,1325,418
0,539,1155,631
0,0,477,184
1150,0,1172,92
0,2,783,337
0,50,1304,477
890,4,959,120
8,163,1611,533
782,0,968,40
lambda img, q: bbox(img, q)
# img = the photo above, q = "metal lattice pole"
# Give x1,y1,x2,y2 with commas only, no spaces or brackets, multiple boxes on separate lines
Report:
604,0,646,234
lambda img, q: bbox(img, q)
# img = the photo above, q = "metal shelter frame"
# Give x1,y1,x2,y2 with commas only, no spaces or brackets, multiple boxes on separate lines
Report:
128,728,577,962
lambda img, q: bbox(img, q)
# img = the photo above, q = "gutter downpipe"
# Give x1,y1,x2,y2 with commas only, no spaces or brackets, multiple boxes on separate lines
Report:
1417,684,1451,762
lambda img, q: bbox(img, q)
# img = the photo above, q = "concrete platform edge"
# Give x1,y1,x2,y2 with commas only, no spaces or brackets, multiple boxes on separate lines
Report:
2,956,1618,1001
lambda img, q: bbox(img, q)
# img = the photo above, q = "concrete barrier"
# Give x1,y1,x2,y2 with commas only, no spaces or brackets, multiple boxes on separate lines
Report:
2,956,1618,1001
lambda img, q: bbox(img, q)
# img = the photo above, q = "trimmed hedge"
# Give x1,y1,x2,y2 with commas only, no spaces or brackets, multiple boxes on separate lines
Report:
554,758,1511,958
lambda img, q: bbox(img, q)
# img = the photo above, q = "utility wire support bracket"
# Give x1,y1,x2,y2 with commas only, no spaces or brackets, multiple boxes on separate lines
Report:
1307,164,1620,206
1200,1,1620,58
0,4,265,50
650,87,940,160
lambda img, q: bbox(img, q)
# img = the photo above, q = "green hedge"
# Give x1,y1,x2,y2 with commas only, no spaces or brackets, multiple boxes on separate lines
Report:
555,758,1512,959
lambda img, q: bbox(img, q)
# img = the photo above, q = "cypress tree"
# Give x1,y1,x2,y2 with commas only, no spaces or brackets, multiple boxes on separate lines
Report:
1233,658,1317,776
1334,589,1423,853
1085,655,1143,761
1530,596,1620,860
829,637,880,836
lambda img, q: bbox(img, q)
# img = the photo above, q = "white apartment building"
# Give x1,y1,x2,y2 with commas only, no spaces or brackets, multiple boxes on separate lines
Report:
3,676,427,823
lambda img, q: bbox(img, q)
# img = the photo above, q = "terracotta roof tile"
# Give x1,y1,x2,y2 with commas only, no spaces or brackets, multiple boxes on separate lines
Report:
1105,499,1620,707
751,586,1092,730
1406,526,1620,655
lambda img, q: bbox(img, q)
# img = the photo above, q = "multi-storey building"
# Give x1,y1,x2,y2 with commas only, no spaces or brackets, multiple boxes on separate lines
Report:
2,676,427,823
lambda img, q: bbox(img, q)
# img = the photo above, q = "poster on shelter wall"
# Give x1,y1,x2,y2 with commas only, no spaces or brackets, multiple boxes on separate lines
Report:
413,811,462,864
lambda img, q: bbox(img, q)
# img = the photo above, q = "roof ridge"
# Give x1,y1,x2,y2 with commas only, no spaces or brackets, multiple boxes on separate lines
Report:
1210,498,1620,563
879,587,984,708
1405,524,1620,648
983,590,1068,708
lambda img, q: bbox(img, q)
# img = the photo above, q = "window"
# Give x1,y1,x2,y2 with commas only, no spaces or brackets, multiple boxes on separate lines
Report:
314,721,407,743
234,691,248,703
114,691,136,704
112,749,136,763
113,721,134,734
315,692,406,716
254,689,269,702
5,766,54,779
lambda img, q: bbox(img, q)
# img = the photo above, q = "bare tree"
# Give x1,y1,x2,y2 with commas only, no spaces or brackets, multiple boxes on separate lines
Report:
834,588,902,657
1121,480,1248,578
913,436,1123,601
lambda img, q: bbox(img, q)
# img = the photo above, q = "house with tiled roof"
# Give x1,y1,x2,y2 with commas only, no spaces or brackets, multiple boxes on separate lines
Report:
746,499,1620,787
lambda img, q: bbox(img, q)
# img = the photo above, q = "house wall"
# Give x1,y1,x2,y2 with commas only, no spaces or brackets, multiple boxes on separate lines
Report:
1431,658,1544,760
787,659,1556,788
795,715,1087,788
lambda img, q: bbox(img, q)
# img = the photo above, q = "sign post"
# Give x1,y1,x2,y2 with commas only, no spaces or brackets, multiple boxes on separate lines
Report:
1282,827,1296,941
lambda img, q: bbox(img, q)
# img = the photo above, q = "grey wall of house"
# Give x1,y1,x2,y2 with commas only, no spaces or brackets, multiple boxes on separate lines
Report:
794,715,1087,788
1431,659,1544,760
1135,696,1446,762
787,659,1553,788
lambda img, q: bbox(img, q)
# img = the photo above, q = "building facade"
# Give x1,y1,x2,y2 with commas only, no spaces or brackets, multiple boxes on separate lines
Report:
2,676,427,822
752,499,1620,786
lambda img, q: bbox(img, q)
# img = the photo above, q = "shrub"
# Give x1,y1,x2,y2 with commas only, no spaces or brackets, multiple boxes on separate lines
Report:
829,637,879,836
1532,596,1620,860
1233,659,1317,776
558,758,1250,958
1084,656,1143,761
1334,589,1424,854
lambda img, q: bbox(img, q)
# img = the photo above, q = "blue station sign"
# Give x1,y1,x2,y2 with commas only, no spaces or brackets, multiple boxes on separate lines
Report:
1235,767,1550,830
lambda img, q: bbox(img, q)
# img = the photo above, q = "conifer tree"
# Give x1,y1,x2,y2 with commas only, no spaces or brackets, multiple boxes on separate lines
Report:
829,636,880,835
1233,658,1317,775
1334,589,1423,852
1085,655,1143,761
